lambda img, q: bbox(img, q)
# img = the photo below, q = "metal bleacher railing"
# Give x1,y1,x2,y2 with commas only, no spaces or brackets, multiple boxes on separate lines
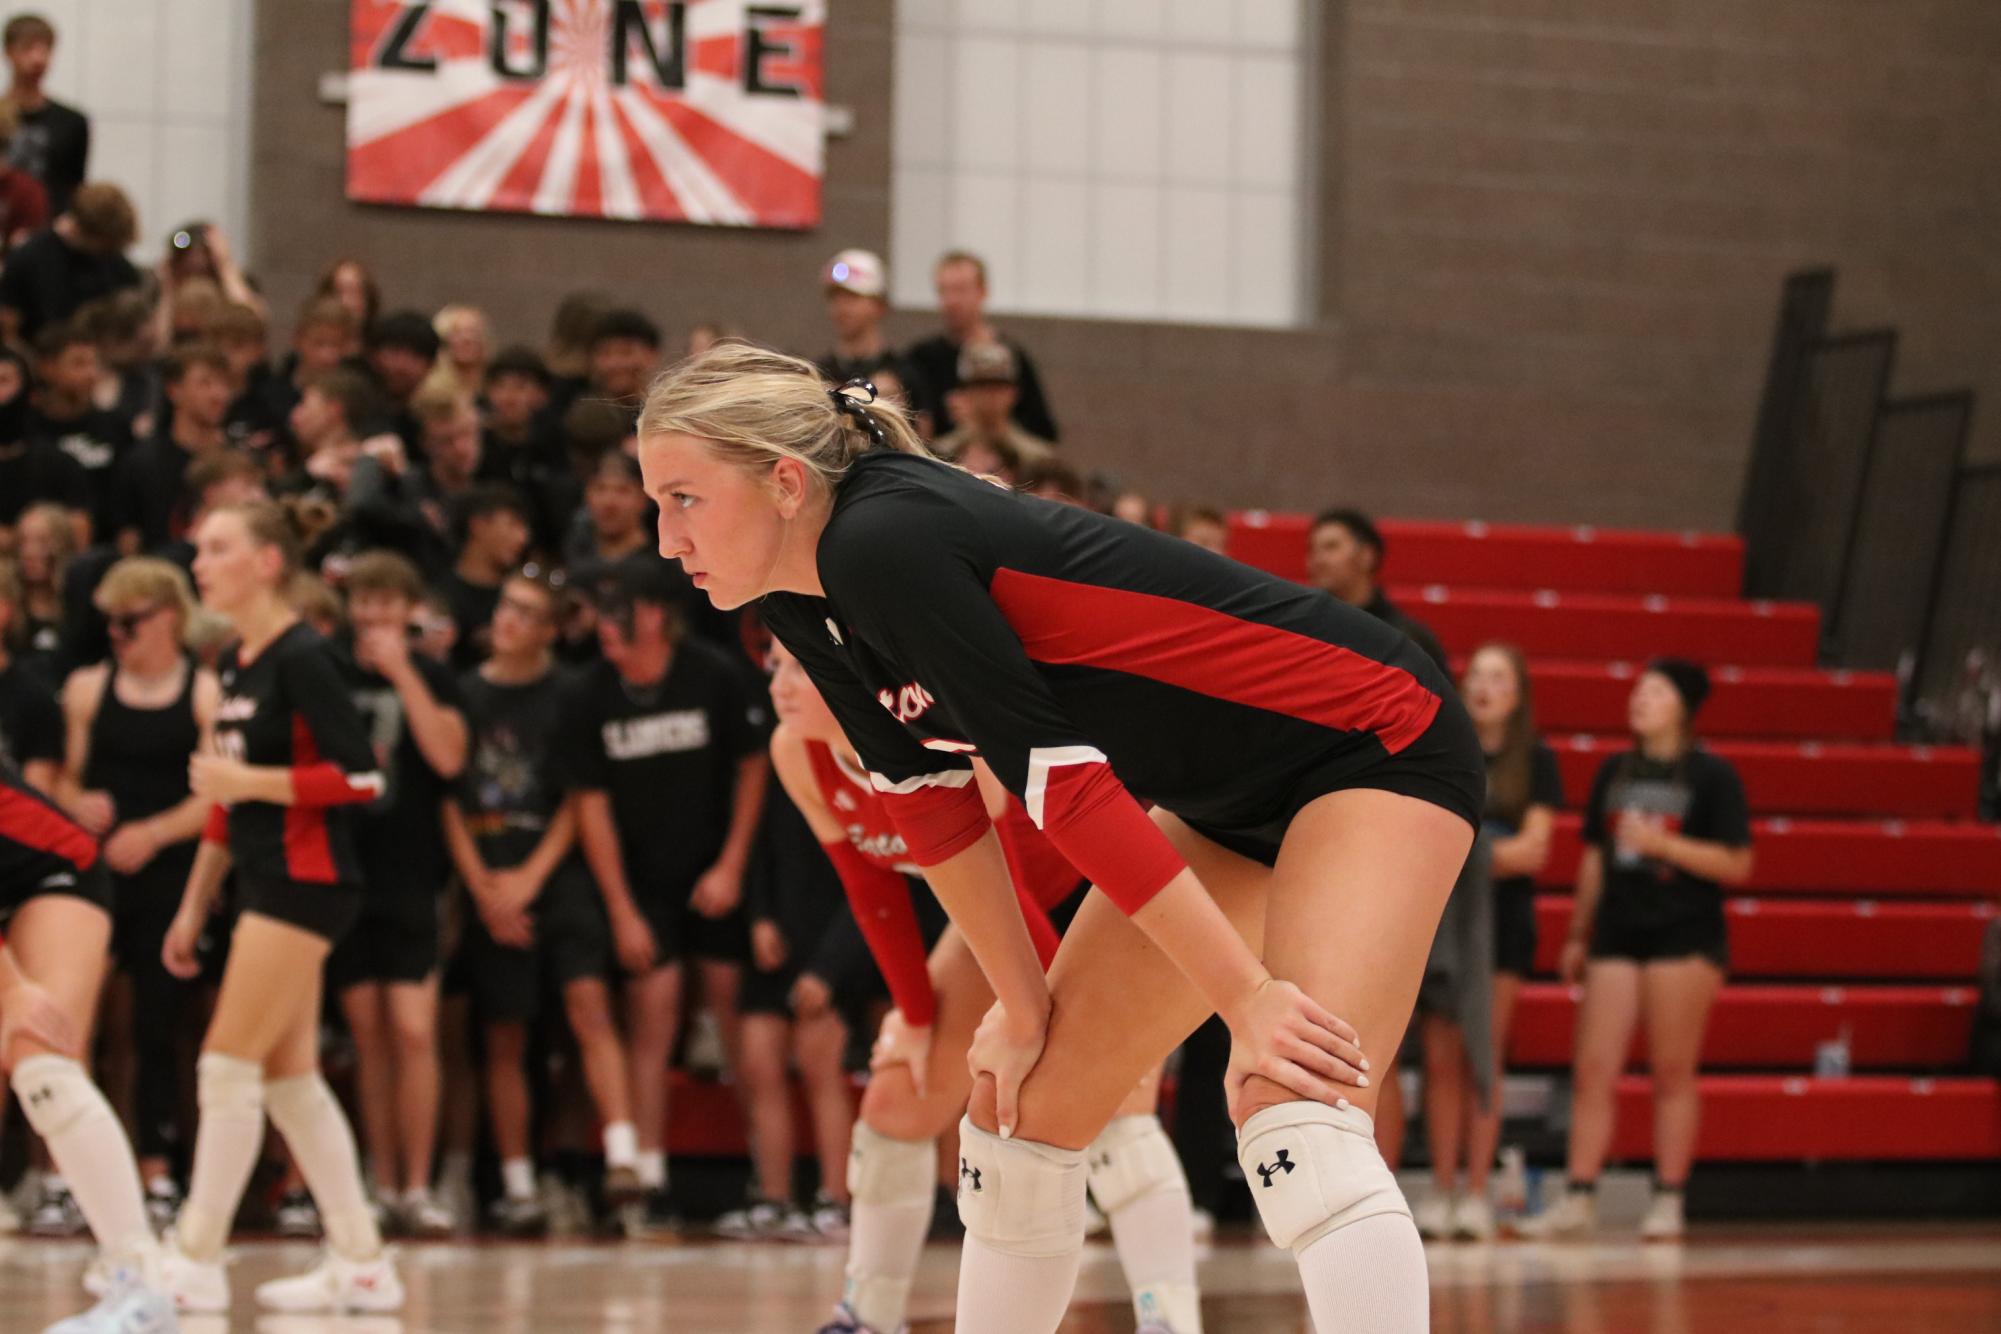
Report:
1736,270,1996,813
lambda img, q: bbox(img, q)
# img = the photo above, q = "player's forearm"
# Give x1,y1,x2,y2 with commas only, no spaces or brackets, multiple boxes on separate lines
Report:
178,841,232,920
521,803,577,884
1567,849,1604,943
1657,835,1755,886
922,828,1050,1023
391,668,467,778
1130,870,1270,1031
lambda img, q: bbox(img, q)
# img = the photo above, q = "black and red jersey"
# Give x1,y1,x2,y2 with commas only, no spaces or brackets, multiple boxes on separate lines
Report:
207,622,382,887
0,760,97,916
762,452,1469,915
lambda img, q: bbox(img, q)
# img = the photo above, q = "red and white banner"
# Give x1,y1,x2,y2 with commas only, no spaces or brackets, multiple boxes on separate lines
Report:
346,1,824,228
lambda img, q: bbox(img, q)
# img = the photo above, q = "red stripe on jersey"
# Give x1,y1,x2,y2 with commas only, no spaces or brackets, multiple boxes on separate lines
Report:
988,568,1441,754
0,786,97,871
284,715,338,883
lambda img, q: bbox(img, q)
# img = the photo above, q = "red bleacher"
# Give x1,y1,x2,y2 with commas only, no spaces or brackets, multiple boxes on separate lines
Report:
1538,816,2001,895
1510,661,1896,742
1386,587,1821,667
1548,738,1982,819
1606,1077,2001,1161
1226,513,1745,597
1532,898,1996,979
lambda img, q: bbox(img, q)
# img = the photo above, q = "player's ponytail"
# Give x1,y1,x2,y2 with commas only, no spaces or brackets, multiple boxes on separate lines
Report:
217,498,306,584
638,340,931,491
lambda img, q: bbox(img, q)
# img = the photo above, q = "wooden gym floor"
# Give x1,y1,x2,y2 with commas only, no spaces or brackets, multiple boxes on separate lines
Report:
4,1223,1999,1331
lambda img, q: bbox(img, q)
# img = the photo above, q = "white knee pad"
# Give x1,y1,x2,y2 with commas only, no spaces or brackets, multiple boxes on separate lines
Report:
262,1071,336,1131
848,1121,936,1206
197,1052,264,1116
1085,1115,1188,1215
1237,1101,1409,1254
12,1055,102,1138
954,1115,1088,1259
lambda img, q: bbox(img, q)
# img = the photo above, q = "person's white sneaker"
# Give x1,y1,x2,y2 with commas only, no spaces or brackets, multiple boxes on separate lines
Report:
254,1251,404,1313
1450,1191,1497,1241
1638,1190,1685,1241
1412,1190,1453,1239
38,1275,178,1333
1515,1187,1596,1238
157,1233,230,1314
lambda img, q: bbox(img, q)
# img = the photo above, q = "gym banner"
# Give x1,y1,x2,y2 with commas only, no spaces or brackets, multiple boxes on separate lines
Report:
346,1,824,228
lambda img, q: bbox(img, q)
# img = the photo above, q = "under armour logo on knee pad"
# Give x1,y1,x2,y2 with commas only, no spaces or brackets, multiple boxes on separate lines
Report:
1089,1151,1112,1172
25,1087,52,1109
959,1158,982,1192
1256,1149,1296,1187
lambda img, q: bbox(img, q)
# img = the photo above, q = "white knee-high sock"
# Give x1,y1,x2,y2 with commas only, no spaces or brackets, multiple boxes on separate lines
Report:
11,1055,156,1262
1090,1115,1203,1333
843,1124,938,1332
953,1117,1087,1334
265,1072,384,1260
179,1052,268,1260
1296,1212,1429,1332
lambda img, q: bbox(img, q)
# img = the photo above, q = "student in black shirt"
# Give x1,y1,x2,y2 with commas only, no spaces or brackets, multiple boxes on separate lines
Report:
902,250,1057,441
157,500,401,1312
585,308,660,431
478,346,571,554
0,182,139,344
52,557,219,1223
1308,507,1451,674
324,552,467,1238
0,345,91,541
441,484,531,669
2,14,87,214
30,319,130,536
1414,643,1563,1242
443,570,642,1231
568,560,767,1217
109,343,233,556
1528,658,1754,1243
362,311,439,455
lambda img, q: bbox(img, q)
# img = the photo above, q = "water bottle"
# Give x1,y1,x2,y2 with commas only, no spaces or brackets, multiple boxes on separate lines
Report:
1495,1145,1529,1219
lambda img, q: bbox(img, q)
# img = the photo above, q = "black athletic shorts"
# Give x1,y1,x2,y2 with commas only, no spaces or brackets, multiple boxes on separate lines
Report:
1589,894,1728,971
463,860,610,1026
629,892,750,973
1493,879,1539,978
327,881,441,989
0,858,114,929
1178,696,1485,867
236,874,362,944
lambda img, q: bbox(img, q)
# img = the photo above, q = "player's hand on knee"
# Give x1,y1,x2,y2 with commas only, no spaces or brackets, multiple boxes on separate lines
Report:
1223,978,1365,1120
870,1007,933,1097
968,997,1049,1140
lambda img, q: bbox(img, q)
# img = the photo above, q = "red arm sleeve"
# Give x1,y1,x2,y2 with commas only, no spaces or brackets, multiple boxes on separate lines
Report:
288,762,384,807
882,781,990,868
201,802,229,846
821,840,938,1027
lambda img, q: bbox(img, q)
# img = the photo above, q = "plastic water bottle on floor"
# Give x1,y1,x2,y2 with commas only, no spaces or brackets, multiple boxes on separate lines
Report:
1495,1146,1530,1221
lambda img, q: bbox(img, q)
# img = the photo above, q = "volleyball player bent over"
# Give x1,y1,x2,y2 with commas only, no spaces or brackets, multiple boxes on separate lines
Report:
768,642,1203,1334
158,502,401,1313
637,346,1481,1332
1,762,179,1332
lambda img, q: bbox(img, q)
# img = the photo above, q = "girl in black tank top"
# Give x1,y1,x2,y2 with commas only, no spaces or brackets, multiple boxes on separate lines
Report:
84,656,201,830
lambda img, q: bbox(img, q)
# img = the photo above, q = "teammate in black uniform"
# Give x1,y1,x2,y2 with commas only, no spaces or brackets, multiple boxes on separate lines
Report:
325,550,467,1237
53,557,218,1226
568,559,766,1222
0,763,179,1332
443,569,641,1232
637,345,1481,1333
156,501,402,1314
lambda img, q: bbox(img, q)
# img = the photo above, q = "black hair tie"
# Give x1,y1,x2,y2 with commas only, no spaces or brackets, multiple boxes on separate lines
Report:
829,378,888,448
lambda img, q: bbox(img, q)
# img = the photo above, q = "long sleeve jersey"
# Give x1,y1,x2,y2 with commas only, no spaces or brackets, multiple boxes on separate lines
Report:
761,452,1455,915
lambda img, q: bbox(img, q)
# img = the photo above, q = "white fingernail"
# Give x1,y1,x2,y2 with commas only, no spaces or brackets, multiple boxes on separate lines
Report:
1361,1058,1371,1072
1338,1098,1350,1110
1357,1074,1369,1087
1000,1125,1013,1140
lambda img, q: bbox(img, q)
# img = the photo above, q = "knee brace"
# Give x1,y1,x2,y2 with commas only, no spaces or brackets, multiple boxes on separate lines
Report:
954,1115,1088,1259
1085,1115,1188,1215
11,1055,103,1138
197,1052,265,1117
1237,1101,1409,1254
262,1070,336,1133
848,1121,936,1207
